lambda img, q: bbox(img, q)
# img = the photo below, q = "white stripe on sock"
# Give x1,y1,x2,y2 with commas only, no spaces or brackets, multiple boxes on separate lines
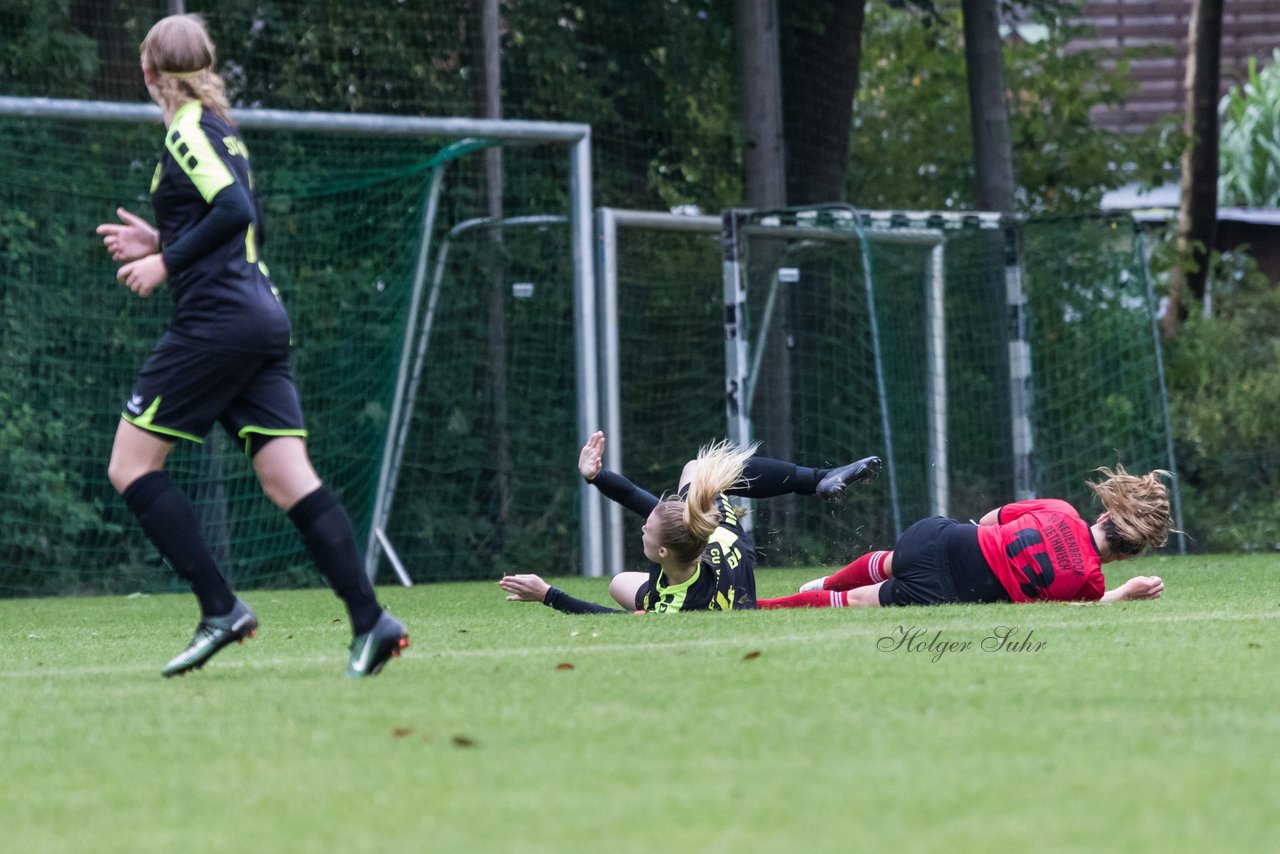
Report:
870,551,888,583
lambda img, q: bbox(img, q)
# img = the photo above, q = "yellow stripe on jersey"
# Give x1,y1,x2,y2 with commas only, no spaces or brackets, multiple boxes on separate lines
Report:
166,101,235,203
708,525,739,552
652,565,701,613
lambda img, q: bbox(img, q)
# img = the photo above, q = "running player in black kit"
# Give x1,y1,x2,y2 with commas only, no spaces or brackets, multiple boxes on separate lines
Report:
97,14,407,678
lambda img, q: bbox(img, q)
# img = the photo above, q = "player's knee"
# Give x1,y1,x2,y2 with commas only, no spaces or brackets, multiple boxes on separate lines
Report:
107,457,140,494
106,463,128,494
848,585,882,607
607,574,629,605
609,573,642,608
258,481,291,510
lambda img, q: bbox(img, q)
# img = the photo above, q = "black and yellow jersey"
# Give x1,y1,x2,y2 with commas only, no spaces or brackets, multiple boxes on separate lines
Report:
540,492,758,615
151,100,289,353
640,494,758,612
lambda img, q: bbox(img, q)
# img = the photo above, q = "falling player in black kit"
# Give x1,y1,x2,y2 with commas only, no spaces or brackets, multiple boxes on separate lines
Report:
498,431,880,613
96,14,407,678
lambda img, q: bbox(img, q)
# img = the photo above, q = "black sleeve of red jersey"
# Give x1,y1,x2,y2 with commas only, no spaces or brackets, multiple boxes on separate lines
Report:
543,586,628,614
160,182,255,275
588,469,660,517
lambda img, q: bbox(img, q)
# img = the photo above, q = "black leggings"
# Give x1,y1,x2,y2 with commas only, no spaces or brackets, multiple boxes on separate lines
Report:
589,456,826,517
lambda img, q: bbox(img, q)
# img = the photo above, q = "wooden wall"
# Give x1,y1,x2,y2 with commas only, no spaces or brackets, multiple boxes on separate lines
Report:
1072,0,1280,132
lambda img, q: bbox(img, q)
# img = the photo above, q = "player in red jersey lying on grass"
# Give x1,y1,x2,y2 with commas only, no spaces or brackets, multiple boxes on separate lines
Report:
499,431,880,614
759,466,1172,610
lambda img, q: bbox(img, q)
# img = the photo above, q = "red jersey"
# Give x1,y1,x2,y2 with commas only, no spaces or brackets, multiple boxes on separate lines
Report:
975,499,1105,603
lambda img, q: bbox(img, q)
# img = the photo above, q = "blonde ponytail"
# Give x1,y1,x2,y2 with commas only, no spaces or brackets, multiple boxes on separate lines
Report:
654,439,757,565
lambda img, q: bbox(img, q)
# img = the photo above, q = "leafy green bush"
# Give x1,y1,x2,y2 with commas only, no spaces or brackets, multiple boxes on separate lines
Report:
1219,50,1280,208
1163,249,1280,551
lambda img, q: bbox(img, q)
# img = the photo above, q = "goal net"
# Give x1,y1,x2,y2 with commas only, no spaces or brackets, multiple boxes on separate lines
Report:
0,99,592,595
598,207,1180,569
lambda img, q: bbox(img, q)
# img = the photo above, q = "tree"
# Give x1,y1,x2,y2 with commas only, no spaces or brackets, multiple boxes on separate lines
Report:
961,0,1016,213
779,0,866,205
849,2,1177,212
734,0,787,208
1165,0,1224,338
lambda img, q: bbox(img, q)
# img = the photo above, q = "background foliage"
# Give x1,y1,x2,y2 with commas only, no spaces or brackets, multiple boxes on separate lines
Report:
1218,48,1280,208
2,1,1276,597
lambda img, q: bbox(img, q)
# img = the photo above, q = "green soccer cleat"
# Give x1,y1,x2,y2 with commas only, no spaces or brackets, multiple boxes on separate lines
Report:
815,456,882,503
346,611,409,678
162,599,258,678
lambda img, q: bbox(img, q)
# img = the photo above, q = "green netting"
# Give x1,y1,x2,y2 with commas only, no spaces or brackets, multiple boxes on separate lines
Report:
606,208,1177,567
1022,216,1175,504
606,227,727,572
0,111,573,595
381,212,580,580
742,210,898,563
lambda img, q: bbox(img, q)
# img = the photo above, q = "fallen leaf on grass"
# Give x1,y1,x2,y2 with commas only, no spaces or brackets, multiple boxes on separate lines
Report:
392,727,415,738
555,662,575,670
451,735,476,748
742,650,762,661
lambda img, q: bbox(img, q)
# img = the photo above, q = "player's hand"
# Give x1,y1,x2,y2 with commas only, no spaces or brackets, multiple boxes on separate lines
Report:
96,207,160,263
579,430,605,481
498,574,551,602
1121,575,1163,600
117,253,168,298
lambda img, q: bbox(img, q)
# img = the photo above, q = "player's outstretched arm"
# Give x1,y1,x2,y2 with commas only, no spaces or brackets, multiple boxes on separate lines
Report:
96,207,159,263
499,574,627,614
1100,575,1164,603
579,430,605,481
579,431,660,517
500,573,552,602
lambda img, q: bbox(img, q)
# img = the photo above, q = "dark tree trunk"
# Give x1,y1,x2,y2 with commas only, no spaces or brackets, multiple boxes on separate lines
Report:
734,0,792,541
1165,0,1223,338
779,0,865,205
735,0,787,209
961,0,1016,213
475,0,511,543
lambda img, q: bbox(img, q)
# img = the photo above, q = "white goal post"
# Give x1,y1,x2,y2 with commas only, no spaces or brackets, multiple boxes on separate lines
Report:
0,95,606,585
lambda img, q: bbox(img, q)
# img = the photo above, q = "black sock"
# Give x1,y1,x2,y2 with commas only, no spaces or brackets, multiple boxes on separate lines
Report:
730,457,822,497
288,486,382,635
122,471,237,618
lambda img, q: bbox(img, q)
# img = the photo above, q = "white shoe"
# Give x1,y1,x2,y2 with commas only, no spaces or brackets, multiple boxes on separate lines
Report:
798,576,827,593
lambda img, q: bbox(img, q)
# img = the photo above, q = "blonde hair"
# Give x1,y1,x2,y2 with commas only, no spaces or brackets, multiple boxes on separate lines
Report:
141,15,234,124
652,439,757,565
1087,465,1174,556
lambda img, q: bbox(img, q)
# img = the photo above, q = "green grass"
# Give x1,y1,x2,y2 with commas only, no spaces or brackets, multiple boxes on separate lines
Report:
3,554,1278,853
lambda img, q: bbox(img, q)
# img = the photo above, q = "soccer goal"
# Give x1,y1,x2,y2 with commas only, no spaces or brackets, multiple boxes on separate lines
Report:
596,205,1184,568
0,95,605,595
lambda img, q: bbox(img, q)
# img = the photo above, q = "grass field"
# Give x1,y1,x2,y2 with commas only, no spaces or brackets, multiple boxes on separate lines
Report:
3,554,1278,853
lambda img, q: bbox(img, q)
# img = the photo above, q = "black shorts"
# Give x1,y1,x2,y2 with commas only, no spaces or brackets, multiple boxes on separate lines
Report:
878,517,1009,606
122,332,307,455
